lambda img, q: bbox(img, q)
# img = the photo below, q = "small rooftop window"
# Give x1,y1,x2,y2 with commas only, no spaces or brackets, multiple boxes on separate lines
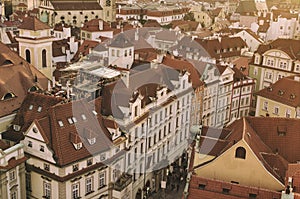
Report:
81,114,87,120
37,106,42,112
92,110,98,116
1,92,15,100
29,105,33,110
58,120,64,127
68,118,74,124
72,117,77,123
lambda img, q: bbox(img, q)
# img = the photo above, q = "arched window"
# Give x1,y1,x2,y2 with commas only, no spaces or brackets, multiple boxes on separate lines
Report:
25,49,31,63
235,147,246,159
42,49,47,68
2,92,15,100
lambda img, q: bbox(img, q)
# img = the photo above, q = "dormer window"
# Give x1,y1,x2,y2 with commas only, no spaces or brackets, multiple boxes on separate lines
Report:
72,117,77,123
74,142,82,150
1,92,15,100
13,125,21,132
68,118,74,124
92,110,98,116
81,114,87,120
278,90,284,96
58,120,64,127
37,106,42,112
33,127,38,133
88,137,96,145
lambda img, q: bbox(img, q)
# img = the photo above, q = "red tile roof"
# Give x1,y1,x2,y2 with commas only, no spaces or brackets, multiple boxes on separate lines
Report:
187,175,281,199
256,39,300,60
72,40,99,62
256,75,300,107
51,1,103,11
0,42,48,118
19,16,50,31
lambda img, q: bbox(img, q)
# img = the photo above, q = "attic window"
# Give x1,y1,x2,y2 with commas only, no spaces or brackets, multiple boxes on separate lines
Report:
68,118,74,124
72,117,77,123
267,87,273,92
290,94,296,99
29,105,33,110
2,92,15,100
58,120,64,127
277,126,287,136
278,90,284,96
74,142,82,150
13,125,21,132
37,106,42,112
29,86,39,92
92,110,98,116
81,114,87,120
33,127,38,133
249,193,257,198
88,137,96,145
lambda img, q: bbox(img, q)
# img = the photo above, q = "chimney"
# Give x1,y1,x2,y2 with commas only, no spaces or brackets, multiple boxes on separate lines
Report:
135,27,139,41
62,46,66,54
52,76,56,87
99,19,103,30
66,80,70,99
121,70,130,88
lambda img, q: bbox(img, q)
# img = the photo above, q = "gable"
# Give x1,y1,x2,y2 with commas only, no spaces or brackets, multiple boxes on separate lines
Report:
25,122,47,143
263,49,291,60
194,140,284,191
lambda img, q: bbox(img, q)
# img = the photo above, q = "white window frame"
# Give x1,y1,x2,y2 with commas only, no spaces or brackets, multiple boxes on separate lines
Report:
86,177,93,194
44,181,51,198
72,183,80,199
99,172,106,188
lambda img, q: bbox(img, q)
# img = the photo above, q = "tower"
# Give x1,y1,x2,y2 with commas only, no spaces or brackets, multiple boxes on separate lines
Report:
99,0,116,22
16,17,54,79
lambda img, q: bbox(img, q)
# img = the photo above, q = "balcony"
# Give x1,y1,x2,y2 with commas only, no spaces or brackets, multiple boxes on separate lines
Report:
113,173,132,192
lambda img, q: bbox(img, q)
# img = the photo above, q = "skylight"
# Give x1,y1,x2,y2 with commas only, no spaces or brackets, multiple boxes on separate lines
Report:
29,105,33,110
58,120,64,127
81,114,87,120
37,106,42,112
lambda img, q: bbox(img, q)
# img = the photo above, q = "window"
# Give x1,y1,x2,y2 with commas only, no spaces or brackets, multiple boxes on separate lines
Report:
44,163,50,171
87,158,93,166
222,188,230,194
68,118,74,124
28,141,32,147
9,170,16,181
81,114,87,120
42,49,47,68
11,190,17,199
274,107,279,115
86,177,93,194
99,172,106,188
29,104,33,110
198,184,206,190
72,117,77,123
58,120,64,127
72,183,80,199
249,193,257,198
286,109,291,118
26,49,31,63
263,101,268,111
40,145,45,152
73,164,79,172
44,182,51,198
100,153,106,161
235,147,246,159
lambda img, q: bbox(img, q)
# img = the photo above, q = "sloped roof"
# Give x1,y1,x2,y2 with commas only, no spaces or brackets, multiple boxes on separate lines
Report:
110,33,133,48
21,99,113,166
256,39,300,60
256,76,300,107
235,0,258,14
19,16,50,31
51,1,103,11
196,117,300,184
0,42,48,118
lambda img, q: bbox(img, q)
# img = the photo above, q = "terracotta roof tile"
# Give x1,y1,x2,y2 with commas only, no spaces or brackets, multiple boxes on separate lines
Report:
256,76,300,107
51,1,103,11
19,16,50,31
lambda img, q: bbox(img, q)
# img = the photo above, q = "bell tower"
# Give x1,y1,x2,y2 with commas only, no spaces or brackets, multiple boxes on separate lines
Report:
16,16,54,79
99,0,116,22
